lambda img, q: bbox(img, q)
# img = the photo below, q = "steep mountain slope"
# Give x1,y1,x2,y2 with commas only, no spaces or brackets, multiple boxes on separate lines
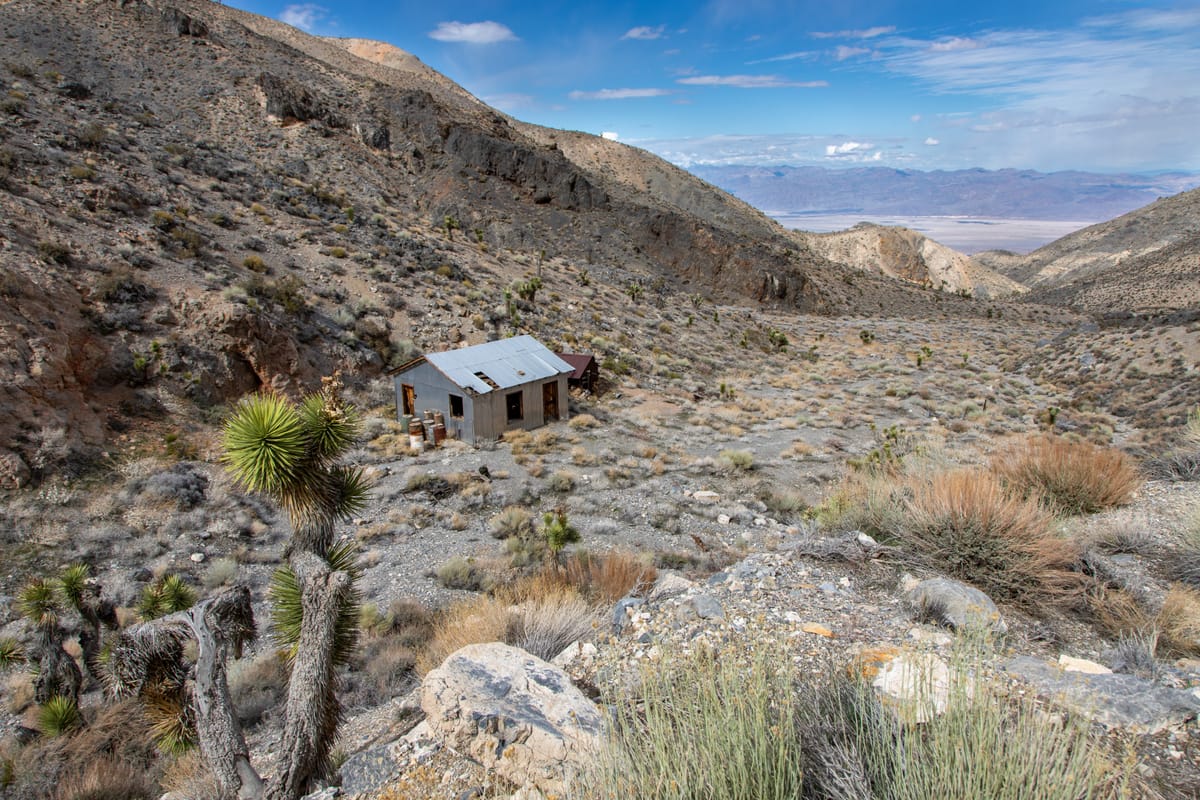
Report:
799,224,1026,298
0,0,1015,483
974,187,1200,297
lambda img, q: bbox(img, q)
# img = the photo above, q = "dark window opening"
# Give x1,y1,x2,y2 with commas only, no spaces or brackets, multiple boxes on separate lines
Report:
506,391,524,422
449,394,464,418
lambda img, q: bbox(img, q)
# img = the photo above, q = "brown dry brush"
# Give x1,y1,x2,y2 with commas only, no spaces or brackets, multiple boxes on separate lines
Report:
992,434,1142,515
900,469,1084,605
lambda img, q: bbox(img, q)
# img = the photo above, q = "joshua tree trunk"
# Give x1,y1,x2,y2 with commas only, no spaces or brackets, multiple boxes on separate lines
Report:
265,552,350,800
186,588,263,800
33,629,82,705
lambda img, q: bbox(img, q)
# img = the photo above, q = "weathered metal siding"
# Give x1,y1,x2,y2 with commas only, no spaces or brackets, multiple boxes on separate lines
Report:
394,364,570,444
393,363,477,442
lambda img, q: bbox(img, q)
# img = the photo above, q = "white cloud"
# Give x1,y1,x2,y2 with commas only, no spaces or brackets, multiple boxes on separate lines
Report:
928,37,981,52
568,88,672,100
872,8,1200,170
835,46,871,61
924,137,940,145
747,50,815,65
622,25,666,40
428,21,517,44
678,74,828,89
812,26,895,40
280,4,328,32
825,141,873,156
601,131,620,141
911,114,922,122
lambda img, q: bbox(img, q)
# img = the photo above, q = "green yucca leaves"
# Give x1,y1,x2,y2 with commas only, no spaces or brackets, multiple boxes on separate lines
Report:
269,540,361,667
330,466,371,520
37,695,81,737
300,393,361,461
145,689,197,755
223,393,307,494
138,574,197,621
0,637,24,669
58,562,90,610
19,579,60,629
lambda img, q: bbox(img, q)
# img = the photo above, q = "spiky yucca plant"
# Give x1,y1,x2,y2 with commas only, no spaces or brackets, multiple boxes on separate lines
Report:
0,637,24,669
37,695,81,737
269,539,362,666
19,579,60,630
222,374,372,799
223,375,369,555
138,574,197,621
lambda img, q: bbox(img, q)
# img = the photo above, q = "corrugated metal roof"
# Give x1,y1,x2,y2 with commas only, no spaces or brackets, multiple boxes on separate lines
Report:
422,335,573,394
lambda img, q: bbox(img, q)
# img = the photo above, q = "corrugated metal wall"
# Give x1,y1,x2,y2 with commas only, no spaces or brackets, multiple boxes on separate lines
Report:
393,369,569,444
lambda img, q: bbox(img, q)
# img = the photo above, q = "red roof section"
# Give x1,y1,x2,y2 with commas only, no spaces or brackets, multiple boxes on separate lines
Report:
556,353,596,381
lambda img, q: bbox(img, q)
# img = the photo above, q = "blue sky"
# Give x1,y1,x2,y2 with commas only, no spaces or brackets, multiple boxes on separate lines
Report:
226,1,1200,174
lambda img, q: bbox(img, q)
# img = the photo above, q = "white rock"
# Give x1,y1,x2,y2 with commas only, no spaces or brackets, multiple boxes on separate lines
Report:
717,514,732,525
189,552,205,563
693,490,720,504
1058,655,1113,674
871,651,962,723
421,643,603,797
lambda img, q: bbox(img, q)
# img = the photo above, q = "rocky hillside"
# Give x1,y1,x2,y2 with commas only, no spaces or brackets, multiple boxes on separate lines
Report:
0,0,1013,484
973,187,1200,306
799,223,1026,298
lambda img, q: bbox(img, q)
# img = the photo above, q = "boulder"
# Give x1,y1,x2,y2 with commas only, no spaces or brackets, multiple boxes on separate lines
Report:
856,647,960,723
904,577,1007,635
421,643,603,795
1005,656,1200,734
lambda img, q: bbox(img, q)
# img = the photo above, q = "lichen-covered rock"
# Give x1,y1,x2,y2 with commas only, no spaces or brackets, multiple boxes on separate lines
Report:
1005,655,1200,734
905,576,1007,635
420,643,603,795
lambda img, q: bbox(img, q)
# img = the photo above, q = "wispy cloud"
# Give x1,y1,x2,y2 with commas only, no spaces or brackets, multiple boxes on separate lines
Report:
428,21,517,44
568,88,672,100
678,74,828,88
872,7,1200,169
924,137,940,146
812,26,895,40
622,25,666,41
280,4,328,32
747,50,815,65
835,46,871,61
601,131,620,141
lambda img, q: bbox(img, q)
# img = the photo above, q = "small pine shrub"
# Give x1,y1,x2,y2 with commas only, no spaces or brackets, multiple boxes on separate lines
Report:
542,511,580,557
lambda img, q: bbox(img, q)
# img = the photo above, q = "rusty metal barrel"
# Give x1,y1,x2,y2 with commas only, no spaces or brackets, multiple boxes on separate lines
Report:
408,418,424,451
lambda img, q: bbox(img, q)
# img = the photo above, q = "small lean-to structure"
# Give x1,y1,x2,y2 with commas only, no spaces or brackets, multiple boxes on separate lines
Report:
392,335,573,444
556,352,599,393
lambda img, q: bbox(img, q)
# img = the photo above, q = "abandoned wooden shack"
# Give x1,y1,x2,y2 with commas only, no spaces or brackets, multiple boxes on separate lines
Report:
392,335,573,444
557,353,599,393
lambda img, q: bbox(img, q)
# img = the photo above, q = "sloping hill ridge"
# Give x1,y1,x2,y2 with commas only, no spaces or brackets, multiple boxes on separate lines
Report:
973,187,1200,303
800,223,1026,298
0,0,1015,481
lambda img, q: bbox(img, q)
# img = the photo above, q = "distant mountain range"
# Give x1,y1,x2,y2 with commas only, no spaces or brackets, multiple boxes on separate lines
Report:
689,166,1200,222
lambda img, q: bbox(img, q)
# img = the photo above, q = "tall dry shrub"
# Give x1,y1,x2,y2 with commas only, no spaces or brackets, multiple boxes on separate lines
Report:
901,469,1082,603
992,435,1141,515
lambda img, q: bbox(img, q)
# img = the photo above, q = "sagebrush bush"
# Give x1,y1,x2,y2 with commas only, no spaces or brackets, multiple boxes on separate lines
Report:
992,435,1141,515
505,589,596,661
1157,584,1200,656
417,595,511,675
589,644,804,800
489,506,532,537
900,469,1081,603
563,550,657,603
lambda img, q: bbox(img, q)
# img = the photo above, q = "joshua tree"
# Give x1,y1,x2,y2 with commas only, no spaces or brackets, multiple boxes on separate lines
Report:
107,374,369,799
